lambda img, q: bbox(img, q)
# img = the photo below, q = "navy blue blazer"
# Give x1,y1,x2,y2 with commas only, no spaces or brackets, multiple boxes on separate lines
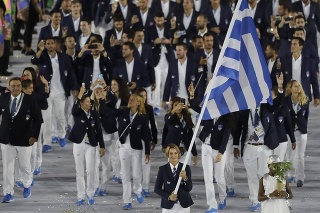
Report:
233,105,280,154
130,7,155,30
162,113,197,157
30,51,79,97
68,99,105,148
150,0,178,20
75,33,100,52
94,0,110,26
154,163,193,209
38,24,63,44
74,52,112,89
273,104,296,143
267,57,283,87
0,93,43,146
144,24,175,66
293,1,320,43
173,10,199,45
283,95,309,134
104,2,136,29
115,108,150,154
133,43,155,85
163,58,196,102
282,55,320,100
61,15,83,41
202,4,232,49
112,58,149,90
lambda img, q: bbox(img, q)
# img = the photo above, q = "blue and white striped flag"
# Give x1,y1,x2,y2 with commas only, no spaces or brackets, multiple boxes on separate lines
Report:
202,0,272,120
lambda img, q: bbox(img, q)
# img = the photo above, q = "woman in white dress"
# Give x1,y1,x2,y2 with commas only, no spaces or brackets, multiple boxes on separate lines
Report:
258,155,293,213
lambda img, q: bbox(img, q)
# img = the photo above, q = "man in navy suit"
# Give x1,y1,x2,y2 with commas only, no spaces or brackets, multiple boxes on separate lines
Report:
105,0,136,29
282,37,320,106
202,0,232,49
150,0,179,21
103,16,125,50
0,77,43,203
130,0,155,30
113,42,149,93
38,10,66,45
61,0,83,41
31,38,79,153
265,42,282,87
162,42,196,109
76,18,99,51
154,143,193,212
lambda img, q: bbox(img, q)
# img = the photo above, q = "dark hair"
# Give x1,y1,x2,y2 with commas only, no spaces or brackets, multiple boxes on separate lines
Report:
112,77,130,103
292,36,304,46
113,15,124,23
294,14,306,22
64,35,76,42
9,77,22,85
123,29,135,40
50,9,61,16
176,42,188,51
123,41,135,51
80,17,91,25
169,96,194,128
197,13,208,21
80,94,91,103
22,67,39,92
53,36,62,44
91,38,103,44
71,0,81,5
267,41,279,52
154,10,165,18
203,32,214,39
279,1,290,11
45,37,55,43
134,28,144,35
294,27,305,35
21,79,33,90
192,35,203,43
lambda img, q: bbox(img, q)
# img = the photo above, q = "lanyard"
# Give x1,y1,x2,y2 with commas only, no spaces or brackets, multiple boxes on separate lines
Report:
10,93,24,117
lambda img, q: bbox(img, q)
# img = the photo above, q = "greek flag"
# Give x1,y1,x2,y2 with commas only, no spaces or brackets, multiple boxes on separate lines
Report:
202,0,272,120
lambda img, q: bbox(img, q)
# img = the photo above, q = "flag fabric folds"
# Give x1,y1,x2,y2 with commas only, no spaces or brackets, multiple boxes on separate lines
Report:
202,0,272,120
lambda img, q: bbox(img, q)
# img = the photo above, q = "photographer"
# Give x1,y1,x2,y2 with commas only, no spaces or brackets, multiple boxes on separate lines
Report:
162,96,197,166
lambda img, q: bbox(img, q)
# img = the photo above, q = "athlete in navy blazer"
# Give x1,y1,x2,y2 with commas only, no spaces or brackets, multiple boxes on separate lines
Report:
150,0,179,20
154,144,193,210
130,6,155,30
104,0,136,29
61,14,84,41
38,21,63,45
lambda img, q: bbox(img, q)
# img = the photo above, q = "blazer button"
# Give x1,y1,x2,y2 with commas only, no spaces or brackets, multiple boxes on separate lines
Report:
86,127,88,129
295,116,297,118
91,75,93,77
181,132,183,134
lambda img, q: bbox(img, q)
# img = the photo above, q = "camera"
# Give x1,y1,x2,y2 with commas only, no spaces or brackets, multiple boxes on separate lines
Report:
284,16,294,21
127,82,133,87
267,28,274,33
181,98,186,105
176,30,186,36
88,44,98,49
273,15,281,22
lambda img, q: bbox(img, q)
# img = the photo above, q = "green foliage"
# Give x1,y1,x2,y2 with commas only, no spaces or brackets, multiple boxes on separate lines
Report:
269,162,292,183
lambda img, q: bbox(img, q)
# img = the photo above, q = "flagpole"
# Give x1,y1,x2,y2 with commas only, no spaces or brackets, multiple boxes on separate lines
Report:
173,0,244,195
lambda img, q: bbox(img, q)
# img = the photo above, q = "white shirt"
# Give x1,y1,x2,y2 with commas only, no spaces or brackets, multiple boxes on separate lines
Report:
183,10,193,30
205,49,214,75
123,111,138,148
169,162,179,174
140,9,148,27
198,28,208,37
10,93,22,117
302,1,310,19
194,0,201,12
73,16,80,32
137,45,142,56
51,25,60,37
80,33,90,49
292,55,302,85
272,0,279,16
120,3,128,19
92,55,101,83
268,59,276,74
249,4,257,18
161,0,169,18
116,29,123,40
156,26,164,39
213,6,221,25
247,108,264,143
126,59,135,82
62,10,71,17
49,53,65,96
177,59,189,99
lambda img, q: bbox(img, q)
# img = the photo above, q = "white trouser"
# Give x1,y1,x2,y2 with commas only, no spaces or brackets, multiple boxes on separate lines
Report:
119,146,142,203
73,140,96,199
243,144,272,203
112,139,121,178
43,95,66,145
141,141,151,190
95,131,114,190
151,58,169,108
162,204,190,213
273,141,288,162
1,144,33,195
202,142,227,209
65,95,75,128
285,131,307,181
225,139,235,189
31,141,42,172
144,86,153,107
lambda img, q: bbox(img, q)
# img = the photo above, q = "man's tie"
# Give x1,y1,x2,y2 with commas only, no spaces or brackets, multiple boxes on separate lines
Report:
11,98,17,117
173,167,177,179
253,109,259,141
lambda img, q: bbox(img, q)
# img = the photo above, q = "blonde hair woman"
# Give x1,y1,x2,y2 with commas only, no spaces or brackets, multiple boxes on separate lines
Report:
284,80,309,187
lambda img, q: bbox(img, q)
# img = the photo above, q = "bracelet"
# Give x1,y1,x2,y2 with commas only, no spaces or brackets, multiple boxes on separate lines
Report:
286,193,290,199
267,194,271,200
